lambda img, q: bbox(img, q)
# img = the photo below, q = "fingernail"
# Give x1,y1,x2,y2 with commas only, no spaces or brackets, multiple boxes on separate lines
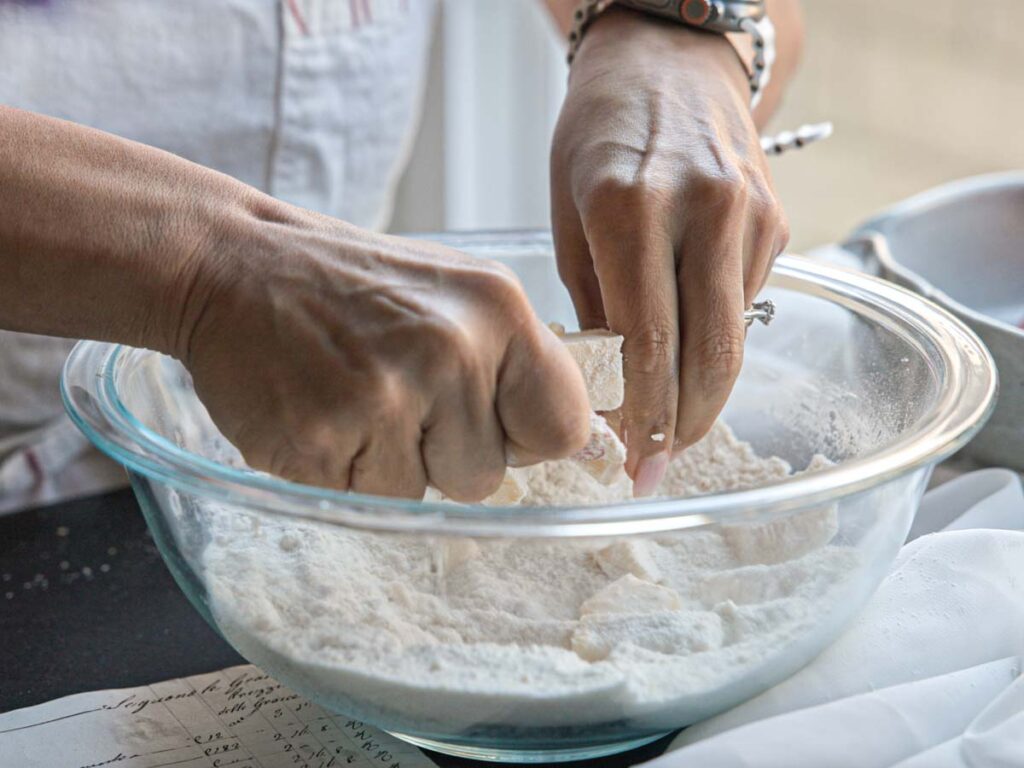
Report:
633,452,669,498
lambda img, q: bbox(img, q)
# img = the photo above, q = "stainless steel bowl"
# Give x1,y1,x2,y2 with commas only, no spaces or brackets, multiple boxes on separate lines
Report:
847,172,1024,470
61,237,996,763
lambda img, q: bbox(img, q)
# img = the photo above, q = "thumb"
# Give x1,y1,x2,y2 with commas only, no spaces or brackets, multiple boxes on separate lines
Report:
497,320,591,466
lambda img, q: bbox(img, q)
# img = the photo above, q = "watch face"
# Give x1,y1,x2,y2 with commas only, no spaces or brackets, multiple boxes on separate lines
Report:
681,0,712,25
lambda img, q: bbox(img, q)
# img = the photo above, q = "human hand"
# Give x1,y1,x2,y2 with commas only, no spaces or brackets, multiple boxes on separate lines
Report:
174,202,591,501
550,8,789,495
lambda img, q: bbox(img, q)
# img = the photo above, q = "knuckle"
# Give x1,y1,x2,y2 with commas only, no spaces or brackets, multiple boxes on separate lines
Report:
290,375,411,458
582,174,670,222
369,368,409,419
423,316,467,351
289,421,334,457
625,324,677,376
694,166,748,210
488,259,520,283
268,442,315,484
473,264,529,310
585,174,633,208
282,424,353,487
694,327,745,392
418,317,476,378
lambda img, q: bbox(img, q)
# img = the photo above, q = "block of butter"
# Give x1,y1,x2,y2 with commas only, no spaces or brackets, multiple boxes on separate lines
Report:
555,328,625,412
573,411,627,484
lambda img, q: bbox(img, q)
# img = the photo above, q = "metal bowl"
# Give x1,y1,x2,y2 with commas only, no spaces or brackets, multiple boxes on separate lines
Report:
61,236,995,763
848,172,1024,470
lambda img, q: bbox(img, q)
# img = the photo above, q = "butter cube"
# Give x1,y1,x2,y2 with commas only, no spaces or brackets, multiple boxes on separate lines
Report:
594,540,662,583
579,574,683,617
571,413,627,485
559,330,624,412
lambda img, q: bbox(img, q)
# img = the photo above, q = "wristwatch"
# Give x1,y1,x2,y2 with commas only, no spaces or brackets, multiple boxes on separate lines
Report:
567,0,772,105
615,0,764,31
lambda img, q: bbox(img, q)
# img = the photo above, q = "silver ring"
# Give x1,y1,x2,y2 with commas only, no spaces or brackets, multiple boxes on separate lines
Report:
744,299,775,328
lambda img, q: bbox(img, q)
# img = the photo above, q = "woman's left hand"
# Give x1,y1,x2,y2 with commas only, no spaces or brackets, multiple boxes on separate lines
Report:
550,7,789,495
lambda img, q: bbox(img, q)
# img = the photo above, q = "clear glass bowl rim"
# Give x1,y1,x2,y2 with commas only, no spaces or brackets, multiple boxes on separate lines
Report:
60,255,997,538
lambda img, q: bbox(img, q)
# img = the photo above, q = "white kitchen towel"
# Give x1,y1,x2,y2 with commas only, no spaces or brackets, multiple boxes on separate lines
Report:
892,671,1024,768
656,468,1024,768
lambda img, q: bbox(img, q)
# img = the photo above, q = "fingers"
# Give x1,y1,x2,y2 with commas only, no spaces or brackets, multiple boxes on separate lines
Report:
675,207,748,450
421,384,508,503
243,418,361,492
765,206,791,287
341,319,589,501
247,388,504,503
349,423,429,500
552,179,607,330
497,320,592,468
671,169,786,453
743,181,790,302
242,388,431,498
587,218,679,494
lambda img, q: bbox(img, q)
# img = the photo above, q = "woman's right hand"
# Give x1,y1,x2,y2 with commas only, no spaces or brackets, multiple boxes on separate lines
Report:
174,199,591,501
0,104,584,494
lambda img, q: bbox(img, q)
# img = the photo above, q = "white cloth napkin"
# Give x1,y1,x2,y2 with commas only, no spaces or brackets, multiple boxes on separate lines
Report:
653,468,1024,768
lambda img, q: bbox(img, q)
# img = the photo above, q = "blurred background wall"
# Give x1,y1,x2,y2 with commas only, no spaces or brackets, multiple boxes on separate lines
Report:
390,0,1024,250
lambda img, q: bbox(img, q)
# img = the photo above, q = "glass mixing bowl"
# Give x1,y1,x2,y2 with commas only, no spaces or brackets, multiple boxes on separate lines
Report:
62,236,996,763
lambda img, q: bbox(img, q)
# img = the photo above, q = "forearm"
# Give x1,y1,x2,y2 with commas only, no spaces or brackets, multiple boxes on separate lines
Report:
543,0,803,127
0,106,252,355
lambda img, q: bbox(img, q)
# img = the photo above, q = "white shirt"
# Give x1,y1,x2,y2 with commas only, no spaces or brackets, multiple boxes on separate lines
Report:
0,0,437,511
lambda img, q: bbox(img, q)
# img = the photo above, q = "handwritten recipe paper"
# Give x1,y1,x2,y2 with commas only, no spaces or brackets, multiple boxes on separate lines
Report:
0,665,435,768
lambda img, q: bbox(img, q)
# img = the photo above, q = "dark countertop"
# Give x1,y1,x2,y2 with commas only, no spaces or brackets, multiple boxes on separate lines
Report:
0,488,674,768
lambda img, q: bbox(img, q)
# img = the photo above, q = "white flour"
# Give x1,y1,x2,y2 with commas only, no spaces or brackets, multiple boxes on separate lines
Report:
200,422,859,731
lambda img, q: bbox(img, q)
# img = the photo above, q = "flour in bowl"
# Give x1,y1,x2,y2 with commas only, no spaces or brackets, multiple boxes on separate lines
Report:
198,420,860,733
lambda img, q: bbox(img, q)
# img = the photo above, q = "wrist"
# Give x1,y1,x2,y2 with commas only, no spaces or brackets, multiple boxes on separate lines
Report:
163,184,283,364
573,6,750,99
